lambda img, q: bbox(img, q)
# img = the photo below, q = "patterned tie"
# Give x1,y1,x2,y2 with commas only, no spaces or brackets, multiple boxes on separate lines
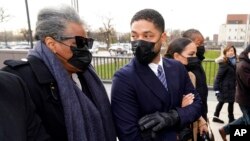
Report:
157,65,168,91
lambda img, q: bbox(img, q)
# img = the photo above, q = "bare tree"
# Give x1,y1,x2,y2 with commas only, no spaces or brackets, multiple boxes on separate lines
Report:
0,7,10,23
99,16,117,49
118,32,130,43
0,7,10,46
20,28,30,43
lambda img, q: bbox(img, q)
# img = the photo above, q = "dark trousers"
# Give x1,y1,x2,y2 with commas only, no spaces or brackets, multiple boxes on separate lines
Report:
214,102,234,120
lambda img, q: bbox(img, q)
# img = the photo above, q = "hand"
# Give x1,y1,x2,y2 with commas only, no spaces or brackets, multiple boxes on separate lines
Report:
138,110,179,132
199,123,208,135
182,93,194,107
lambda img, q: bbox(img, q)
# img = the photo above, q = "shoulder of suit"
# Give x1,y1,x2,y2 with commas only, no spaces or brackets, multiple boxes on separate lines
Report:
4,58,29,68
162,57,183,67
114,62,134,78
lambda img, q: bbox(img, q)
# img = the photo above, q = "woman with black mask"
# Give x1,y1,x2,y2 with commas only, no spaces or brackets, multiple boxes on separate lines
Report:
182,29,209,122
212,45,237,124
165,37,209,141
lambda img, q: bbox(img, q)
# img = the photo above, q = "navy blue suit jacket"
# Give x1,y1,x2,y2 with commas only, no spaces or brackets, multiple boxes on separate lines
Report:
111,58,202,141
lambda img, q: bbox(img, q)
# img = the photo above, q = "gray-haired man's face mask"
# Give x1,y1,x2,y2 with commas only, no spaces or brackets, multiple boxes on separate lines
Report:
55,36,94,71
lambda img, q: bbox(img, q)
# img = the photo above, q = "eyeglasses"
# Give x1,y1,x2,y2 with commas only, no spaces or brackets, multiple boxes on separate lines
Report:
55,36,94,49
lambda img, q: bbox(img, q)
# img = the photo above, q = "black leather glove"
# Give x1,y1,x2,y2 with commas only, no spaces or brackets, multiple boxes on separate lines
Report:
138,110,180,132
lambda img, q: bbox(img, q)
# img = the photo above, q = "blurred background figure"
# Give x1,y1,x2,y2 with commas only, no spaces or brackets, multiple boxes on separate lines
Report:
218,44,250,141
212,45,237,124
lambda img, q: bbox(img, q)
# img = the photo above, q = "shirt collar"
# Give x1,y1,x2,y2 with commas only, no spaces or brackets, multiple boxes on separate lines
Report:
148,56,163,75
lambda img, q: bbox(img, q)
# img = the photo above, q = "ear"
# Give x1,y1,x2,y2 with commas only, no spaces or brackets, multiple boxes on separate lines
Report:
44,37,57,53
161,32,167,43
173,52,180,60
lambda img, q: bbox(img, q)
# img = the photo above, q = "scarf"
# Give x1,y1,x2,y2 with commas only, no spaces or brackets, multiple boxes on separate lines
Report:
28,41,115,141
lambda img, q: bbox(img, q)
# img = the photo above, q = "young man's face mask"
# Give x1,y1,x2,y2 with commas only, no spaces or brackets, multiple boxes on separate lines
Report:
131,40,160,65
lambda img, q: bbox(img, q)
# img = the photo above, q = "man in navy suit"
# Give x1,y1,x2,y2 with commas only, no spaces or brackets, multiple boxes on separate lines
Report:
111,9,202,141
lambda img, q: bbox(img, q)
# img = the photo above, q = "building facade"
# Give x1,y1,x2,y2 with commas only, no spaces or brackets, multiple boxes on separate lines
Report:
218,14,250,47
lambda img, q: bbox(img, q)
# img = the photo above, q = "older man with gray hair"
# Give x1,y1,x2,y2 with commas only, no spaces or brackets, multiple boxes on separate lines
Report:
2,5,116,141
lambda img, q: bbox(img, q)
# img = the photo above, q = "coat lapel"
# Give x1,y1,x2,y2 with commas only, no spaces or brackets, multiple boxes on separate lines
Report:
162,58,175,108
133,58,170,105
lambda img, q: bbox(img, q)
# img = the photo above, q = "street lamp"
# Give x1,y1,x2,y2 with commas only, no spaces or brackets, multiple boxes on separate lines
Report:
25,0,33,48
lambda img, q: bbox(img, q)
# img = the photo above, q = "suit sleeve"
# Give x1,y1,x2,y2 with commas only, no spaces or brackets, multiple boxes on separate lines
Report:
17,76,50,141
175,65,202,127
214,63,228,91
111,71,142,141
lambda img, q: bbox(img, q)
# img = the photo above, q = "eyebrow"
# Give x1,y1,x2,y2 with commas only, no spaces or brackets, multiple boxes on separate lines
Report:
131,30,154,34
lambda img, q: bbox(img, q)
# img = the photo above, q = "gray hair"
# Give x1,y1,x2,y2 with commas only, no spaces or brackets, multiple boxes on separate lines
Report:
35,5,84,41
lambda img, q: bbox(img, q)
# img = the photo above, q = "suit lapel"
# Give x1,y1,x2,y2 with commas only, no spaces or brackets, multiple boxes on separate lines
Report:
133,59,169,105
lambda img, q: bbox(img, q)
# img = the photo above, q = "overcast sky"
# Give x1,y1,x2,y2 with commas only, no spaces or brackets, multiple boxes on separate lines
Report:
1,0,250,39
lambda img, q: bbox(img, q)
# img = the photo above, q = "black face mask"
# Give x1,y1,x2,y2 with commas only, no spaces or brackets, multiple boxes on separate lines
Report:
185,57,200,71
68,47,92,71
196,46,205,61
131,40,160,65
56,36,93,71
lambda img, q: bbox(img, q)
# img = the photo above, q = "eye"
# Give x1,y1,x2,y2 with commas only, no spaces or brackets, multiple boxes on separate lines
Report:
131,34,138,39
144,34,153,39
189,53,196,57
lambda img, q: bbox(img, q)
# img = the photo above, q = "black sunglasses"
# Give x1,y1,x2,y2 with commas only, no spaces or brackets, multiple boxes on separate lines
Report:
56,36,94,49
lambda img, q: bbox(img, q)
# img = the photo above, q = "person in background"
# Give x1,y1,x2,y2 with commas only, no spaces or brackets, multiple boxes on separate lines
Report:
212,45,237,124
1,6,116,141
111,9,202,141
182,29,209,121
219,45,250,141
165,37,208,141
0,71,49,141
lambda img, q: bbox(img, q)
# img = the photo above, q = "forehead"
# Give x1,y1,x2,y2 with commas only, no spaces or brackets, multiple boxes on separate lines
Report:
183,42,197,52
131,20,160,34
194,34,204,42
228,48,235,52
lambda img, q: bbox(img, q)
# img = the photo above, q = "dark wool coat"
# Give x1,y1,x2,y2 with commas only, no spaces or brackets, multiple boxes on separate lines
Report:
1,56,116,141
111,58,202,141
214,60,236,102
0,71,49,141
235,52,250,106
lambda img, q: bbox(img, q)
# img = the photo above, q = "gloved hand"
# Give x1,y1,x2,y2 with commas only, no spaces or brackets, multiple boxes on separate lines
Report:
138,110,180,133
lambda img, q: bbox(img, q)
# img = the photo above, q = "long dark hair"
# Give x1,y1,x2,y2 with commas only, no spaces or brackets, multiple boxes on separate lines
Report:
165,37,193,58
